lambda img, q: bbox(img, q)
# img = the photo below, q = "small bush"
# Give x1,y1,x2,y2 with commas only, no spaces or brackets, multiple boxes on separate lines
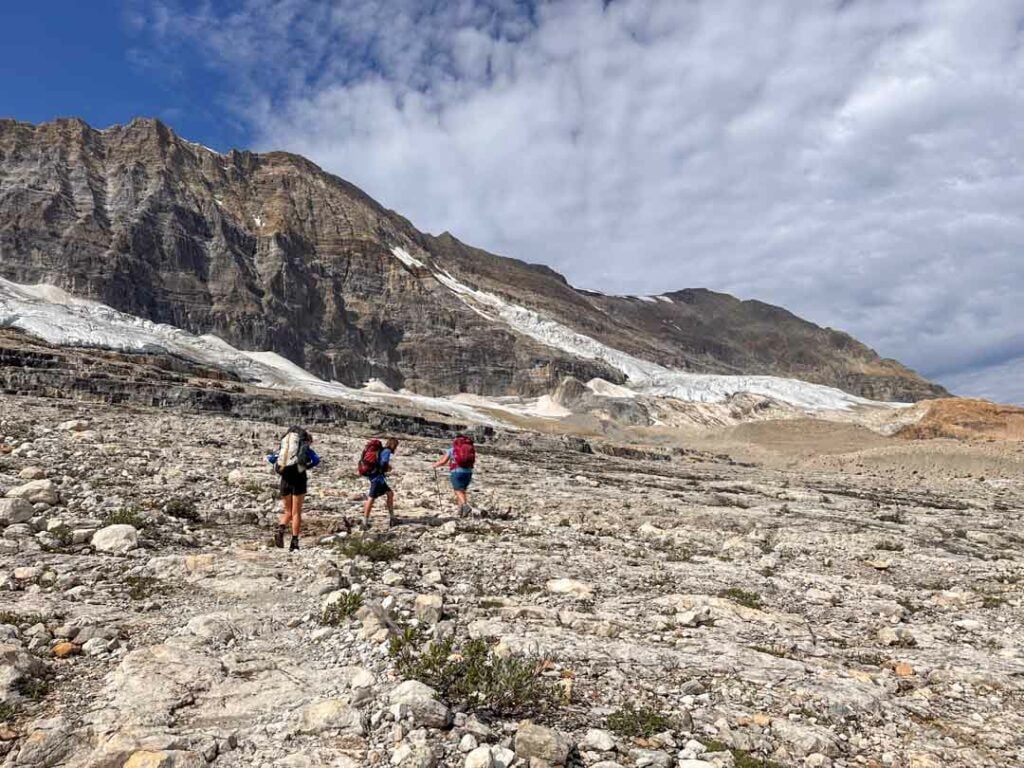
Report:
337,535,402,562
103,507,147,528
15,676,49,702
164,497,200,522
49,524,74,549
0,702,17,723
0,611,46,628
719,588,763,609
703,742,786,768
322,593,363,626
240,481,266,497
607,701,674,738
393,633,561,718
125,576,164,600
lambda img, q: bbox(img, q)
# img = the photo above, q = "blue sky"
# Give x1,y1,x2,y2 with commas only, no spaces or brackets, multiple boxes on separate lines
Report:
2,1,1024,403
0,1,247,149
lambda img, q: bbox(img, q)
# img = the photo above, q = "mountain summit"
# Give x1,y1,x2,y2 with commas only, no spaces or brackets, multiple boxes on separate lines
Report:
0,117,946,402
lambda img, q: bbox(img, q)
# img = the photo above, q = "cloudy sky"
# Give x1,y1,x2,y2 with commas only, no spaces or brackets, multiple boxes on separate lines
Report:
8,1,1023,401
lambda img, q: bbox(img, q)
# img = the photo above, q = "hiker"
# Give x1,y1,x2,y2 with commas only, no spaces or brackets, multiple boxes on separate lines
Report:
432,434,475,515
358,437,399,530
267,426,320,551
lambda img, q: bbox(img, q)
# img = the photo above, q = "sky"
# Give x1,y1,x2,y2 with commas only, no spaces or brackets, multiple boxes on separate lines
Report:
2,1,1023,403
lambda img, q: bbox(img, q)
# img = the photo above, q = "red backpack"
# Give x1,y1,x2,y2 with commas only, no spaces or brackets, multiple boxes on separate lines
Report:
357,439,383,476
450,435,476,470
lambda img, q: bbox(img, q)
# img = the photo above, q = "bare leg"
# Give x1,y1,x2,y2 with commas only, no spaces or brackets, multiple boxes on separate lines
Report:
291,494,304,536
362,496,375,528
279,495,293,527
454,490,467,508
385,489,395,526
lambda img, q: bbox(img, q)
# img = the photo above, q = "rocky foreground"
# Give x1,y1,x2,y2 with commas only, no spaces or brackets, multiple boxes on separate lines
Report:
0,395,1021,768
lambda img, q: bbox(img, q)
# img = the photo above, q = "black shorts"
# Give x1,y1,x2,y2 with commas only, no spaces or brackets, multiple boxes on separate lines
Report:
279,465,308,497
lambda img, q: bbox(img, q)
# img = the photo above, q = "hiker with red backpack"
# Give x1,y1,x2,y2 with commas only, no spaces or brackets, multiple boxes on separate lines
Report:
432,434,476,516
358,437,399,530
267,426,320,551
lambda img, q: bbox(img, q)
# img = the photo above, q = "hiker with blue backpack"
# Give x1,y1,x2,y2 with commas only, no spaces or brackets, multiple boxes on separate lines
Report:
432,434,476,516
358,437,399,530
267,426,320,551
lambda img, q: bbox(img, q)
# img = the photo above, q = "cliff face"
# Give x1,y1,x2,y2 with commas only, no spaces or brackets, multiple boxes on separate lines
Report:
0,117,947,401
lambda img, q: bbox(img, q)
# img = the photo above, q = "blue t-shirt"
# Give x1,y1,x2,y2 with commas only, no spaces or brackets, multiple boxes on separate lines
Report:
445,448,472,475
370,448,392,479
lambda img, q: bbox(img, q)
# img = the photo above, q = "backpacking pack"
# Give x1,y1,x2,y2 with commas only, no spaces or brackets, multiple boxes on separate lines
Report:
450,435,476,470
275,427,312,475
358,439,383,477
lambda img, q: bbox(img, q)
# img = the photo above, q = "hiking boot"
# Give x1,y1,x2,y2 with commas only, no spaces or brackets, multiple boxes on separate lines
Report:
458,503,473,518
274,525,285,548
289,535,300,552
387,512,395,529
360,517,370,532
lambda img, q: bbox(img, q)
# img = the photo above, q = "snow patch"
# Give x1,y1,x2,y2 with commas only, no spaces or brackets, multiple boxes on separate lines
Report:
0,277,500,425
391,246,427,270
636,296,657,303
430,268,903,412
655,296,674,304
586,378,639,399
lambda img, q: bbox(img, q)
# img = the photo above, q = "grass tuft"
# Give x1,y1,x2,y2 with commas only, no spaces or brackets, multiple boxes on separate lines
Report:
606,701,674,738
322,593,363,626
103,507,148,528
336,535,402,562
719,588,763,609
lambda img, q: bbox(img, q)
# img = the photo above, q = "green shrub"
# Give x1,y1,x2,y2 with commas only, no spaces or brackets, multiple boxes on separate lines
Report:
607,701,674,737
337,535,402,562
164,497,200,522
719,588,762,609
125,576,164,600
392,632,561,718
322,593,363,626
103,507,147,528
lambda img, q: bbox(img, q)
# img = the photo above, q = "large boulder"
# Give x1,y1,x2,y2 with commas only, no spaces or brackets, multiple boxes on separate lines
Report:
295,699,365,736
6,479,59,505
388,680,450,728
0,498,34,527
414,594,443,624
0,643,46,705
514,721,572,766
92,525,139,554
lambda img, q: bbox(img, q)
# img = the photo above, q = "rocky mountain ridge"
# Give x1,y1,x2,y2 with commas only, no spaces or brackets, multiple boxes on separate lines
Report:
0,117,948,402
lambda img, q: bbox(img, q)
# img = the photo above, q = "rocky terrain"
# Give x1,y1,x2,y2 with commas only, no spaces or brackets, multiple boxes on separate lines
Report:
0,117,945,402
0,391,1021,768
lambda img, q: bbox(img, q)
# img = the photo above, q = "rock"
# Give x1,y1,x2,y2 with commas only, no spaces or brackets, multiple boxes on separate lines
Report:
52,641,79,658
123,750,206,768
391,743,436,768
0,498,34,526
414,594,443,624
58,419,89,432
17,467,46,480
382,570,405,586
545,578,594,599
895,661,915,677
6,479,59,505
459,734,479,753
185,613,236,644
490,746,515,768
388,680,451,728
514,721,571,766
677,606,712,628
464,746,494,768
582,728,616,752
82,637,110,656
296,699,365,735
91,524,140,554
771,719,840,758
9,717,73,767
954,618,982,632
628,748,673,768
676,762,715,768
877,626,915,646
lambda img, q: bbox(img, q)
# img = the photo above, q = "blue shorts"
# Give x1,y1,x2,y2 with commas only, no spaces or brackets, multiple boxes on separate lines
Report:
450,469,473,492
367,476,391,499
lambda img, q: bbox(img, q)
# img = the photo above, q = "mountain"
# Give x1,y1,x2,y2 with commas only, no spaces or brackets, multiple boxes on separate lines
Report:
0,117,947,403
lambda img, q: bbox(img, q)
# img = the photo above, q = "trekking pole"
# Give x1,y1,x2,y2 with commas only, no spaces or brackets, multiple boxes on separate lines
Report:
432,469,443,508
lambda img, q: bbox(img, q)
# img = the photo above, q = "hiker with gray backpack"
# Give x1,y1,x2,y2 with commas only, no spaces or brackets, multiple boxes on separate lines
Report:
432,434,475,516
267,426,320,551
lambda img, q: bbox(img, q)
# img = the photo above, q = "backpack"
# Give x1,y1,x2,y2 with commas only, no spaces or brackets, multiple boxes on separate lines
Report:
450,435,476,470
276,427,312,475
358,439,383,477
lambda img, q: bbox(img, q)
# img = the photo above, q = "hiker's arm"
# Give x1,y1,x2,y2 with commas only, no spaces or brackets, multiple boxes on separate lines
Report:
307,448,321,468
431,454,448,469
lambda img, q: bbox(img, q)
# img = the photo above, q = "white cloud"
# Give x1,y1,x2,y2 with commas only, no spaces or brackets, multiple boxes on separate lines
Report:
133,0,1024,402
